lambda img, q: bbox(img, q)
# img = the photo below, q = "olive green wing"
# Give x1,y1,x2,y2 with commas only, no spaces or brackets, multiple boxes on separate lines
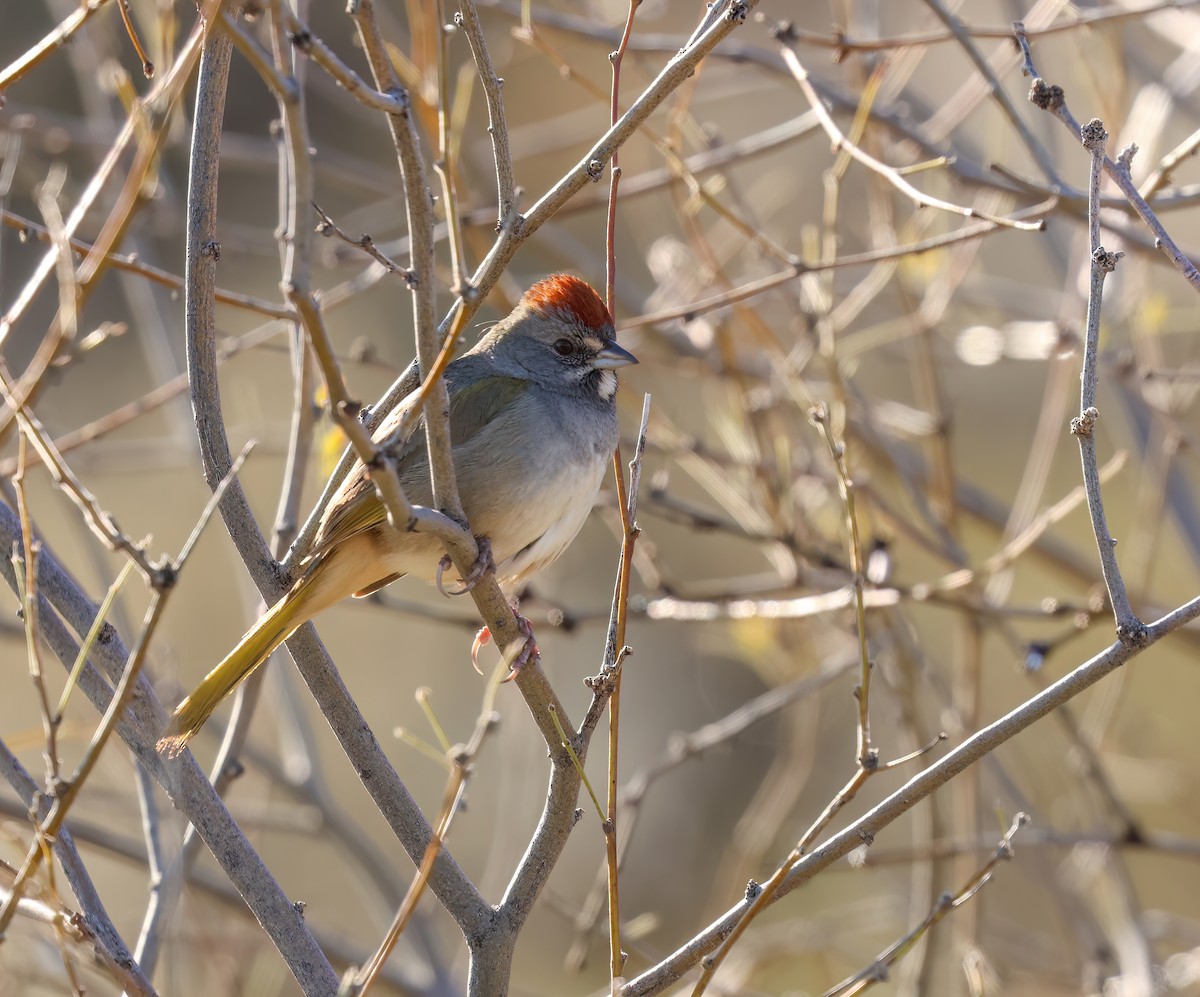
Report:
444,372,530,447
309,474,390,558
310,373,530,557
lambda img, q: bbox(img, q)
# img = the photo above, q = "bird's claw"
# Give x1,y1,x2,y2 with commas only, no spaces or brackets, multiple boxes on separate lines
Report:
471,613,537,680
470,625,490,675
437,537,494,598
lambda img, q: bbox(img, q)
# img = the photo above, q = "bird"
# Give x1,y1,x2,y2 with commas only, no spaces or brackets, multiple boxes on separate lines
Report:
157,274,637,757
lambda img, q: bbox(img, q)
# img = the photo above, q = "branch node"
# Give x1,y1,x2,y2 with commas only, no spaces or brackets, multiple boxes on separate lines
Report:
1093,246,1123,272
1069,407,1099,438
1116,621,1150,648
726,1,749,23
386,85,411,112
1079,118,1106,151
1028,78,1063,111
152,559,177,593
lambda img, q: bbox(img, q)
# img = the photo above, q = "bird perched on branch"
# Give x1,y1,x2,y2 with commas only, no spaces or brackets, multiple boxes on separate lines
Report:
158,274,637,757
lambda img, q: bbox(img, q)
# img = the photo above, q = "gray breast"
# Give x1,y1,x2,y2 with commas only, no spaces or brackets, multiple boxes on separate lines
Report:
538,389,619,461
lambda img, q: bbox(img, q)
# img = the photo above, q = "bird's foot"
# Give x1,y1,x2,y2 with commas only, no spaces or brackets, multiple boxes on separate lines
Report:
471,613,538,681
436,537,494,597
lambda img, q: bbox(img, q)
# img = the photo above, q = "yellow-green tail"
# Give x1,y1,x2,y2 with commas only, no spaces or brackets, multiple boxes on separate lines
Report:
157,572,319,757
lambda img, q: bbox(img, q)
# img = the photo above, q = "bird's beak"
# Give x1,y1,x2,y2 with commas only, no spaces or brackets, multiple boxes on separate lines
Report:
593,340,638,369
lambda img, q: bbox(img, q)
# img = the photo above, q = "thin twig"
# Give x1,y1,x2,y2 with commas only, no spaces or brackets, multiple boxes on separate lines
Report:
284,8,411,114
624,592,1200,995
313,203,414,282
602,5,641,989
349,0,464,523
456,1,517,228
117,0,155,78
1014,22,1200,290
349,662,506,996
1070,119,1142,640
11,434,60,784
1140,124,1200,198
0,502,340,995
434,1,467,291
0,0,114,92
920,0,1059,184
1,209,295,318
478,0,1194,57
0,741,157,996
823,814,1030,996
0,366,159,582
0,581,171,936
811,406,875,769
0,6,213,436
776,32,1044,232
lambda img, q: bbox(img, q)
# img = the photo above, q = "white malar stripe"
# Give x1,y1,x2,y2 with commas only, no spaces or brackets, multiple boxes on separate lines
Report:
596,370,617,400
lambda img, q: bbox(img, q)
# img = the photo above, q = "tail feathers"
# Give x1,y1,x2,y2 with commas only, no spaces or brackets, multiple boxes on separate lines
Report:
157,574,319,757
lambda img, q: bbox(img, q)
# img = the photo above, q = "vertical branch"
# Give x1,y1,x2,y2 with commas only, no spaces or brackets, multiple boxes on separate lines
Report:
1072,119,1142,641
185,11,276,578
349,0,464,523
139,2,323,964
434,0,467,290
604,393,648,993
130,762,168,977
267,0,317,561
812,406,876,768
271,337,316,557
11,435,60,784
604,5,639,990
455,0,516,229
605,2,638,313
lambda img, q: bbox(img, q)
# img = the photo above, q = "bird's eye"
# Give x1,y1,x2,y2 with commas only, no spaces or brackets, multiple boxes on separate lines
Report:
552,338,575,357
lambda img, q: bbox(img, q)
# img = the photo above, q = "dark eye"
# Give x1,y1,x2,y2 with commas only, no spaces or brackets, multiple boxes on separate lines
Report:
553,338,575,357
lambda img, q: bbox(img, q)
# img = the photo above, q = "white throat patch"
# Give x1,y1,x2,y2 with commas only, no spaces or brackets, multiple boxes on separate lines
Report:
596,369,617,400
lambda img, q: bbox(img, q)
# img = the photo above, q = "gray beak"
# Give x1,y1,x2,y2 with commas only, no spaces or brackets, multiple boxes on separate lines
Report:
593,339,638,369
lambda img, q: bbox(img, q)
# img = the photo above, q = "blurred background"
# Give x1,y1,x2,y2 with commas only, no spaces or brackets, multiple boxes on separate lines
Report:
2,0,1200,994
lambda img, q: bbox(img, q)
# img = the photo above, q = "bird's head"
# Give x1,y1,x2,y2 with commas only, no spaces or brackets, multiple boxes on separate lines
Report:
483,274,638,400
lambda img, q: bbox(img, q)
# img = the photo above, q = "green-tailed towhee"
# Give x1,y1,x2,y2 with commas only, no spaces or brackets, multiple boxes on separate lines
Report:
158,274,636,756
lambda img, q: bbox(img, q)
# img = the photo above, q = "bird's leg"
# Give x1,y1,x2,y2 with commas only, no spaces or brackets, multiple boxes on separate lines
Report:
471,609,538,681
436,536,494,597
